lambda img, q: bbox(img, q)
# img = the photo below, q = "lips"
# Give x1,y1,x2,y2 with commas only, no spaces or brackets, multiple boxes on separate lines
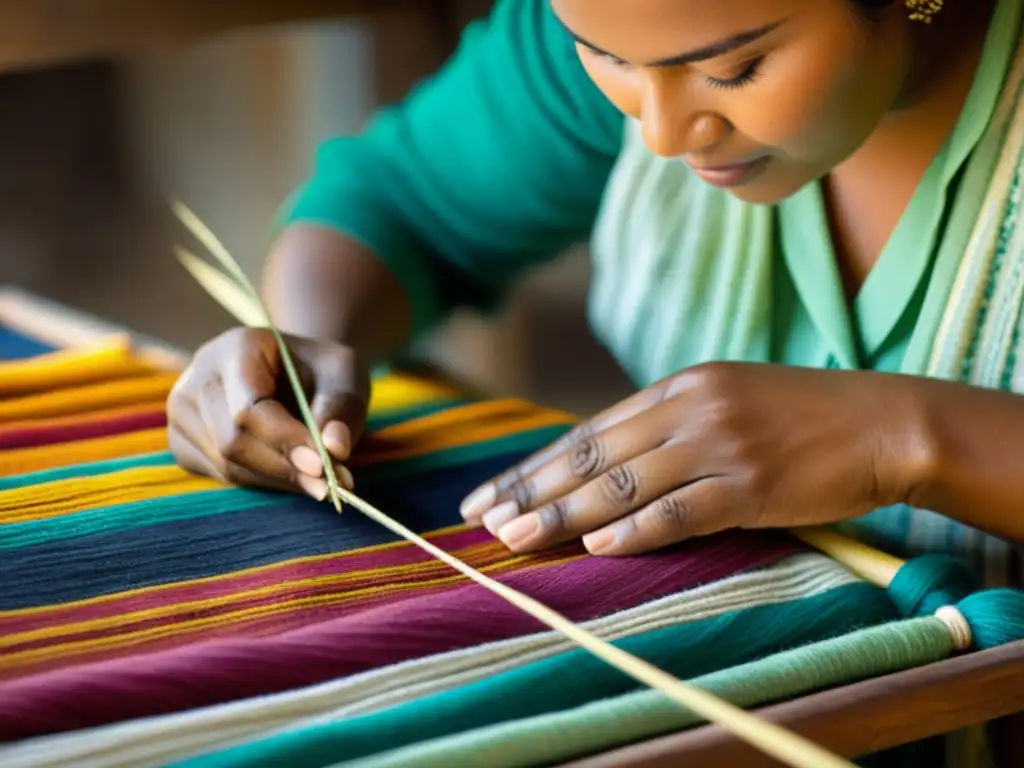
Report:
688,156,769,189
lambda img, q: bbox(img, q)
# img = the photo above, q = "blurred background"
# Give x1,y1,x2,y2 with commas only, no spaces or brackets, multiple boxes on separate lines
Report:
0,0,633,415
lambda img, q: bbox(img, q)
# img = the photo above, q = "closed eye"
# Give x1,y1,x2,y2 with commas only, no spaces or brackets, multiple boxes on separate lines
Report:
705,58,763,90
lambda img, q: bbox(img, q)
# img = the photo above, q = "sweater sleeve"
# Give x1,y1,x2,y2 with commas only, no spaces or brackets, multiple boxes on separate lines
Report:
278,0,624,336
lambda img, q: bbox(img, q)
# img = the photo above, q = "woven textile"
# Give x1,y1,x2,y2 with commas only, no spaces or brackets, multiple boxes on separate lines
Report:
1,323,1021,768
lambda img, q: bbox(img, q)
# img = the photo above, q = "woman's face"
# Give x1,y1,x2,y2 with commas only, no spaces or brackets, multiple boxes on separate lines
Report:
552,0,917,204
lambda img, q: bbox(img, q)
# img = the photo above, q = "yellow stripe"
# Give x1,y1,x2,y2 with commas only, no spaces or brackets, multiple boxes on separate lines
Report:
367,373,461,415
0,553,585,672
0,428,169,476
0,465,224,523
371,398,561,439
0,375,176,422
0,343,158,396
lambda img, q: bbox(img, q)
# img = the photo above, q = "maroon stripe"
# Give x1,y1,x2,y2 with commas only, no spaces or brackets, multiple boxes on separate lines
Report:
0,411,167,449
0,530,802,739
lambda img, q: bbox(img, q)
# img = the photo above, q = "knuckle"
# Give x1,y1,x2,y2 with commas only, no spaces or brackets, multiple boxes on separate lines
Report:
537,499,570,535
649,494,695,532
601,464,640,506
567,435,604,480
510,478,535,510
216,433,247,464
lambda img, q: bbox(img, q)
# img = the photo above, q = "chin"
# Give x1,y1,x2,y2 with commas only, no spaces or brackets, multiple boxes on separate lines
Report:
722,173,817,207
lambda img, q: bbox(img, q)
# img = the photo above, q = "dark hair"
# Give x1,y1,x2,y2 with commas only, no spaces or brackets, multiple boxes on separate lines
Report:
850,0,899,20
851,0,899,9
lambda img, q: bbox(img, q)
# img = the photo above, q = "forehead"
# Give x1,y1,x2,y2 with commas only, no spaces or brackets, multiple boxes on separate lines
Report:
551,0,804,61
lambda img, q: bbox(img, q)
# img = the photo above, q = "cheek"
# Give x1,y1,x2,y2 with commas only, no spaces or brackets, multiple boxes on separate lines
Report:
730,25,906,159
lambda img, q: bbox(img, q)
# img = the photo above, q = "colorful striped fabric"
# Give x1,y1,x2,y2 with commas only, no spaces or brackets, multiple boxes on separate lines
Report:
0,321,1020,768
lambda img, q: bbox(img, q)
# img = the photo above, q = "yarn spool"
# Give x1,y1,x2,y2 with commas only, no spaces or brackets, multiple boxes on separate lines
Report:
888,555,1024,651
794,528,1024,653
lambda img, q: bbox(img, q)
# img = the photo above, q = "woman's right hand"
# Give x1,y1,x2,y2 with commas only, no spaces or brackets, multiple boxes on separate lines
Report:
166,327,369,500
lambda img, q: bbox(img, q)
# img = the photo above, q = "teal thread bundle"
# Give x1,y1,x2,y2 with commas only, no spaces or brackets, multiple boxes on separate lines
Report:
887,555,1024,649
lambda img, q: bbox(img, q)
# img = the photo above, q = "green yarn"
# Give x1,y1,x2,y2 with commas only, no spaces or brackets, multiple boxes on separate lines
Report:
345,617,955,768
0,488,280,550
177,582,898,768
888,555,1024,649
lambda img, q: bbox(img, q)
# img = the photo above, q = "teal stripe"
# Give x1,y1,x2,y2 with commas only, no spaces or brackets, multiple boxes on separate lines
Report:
1,425,568,549
0,452,175,491
348,618,954,768
0,488,281,551
176,582,898,768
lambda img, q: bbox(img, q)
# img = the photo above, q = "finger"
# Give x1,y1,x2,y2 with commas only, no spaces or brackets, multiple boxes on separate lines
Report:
310,352,370,461
197,379,349,497
167,423,225,481
460,384,670,522
313,393,367,462
491,441,696,553
216,336,323,474
479,408,670,535
582,479,735,556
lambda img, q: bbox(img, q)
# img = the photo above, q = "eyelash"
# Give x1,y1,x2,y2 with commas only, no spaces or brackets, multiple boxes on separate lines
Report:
705,58,763,90
589,50,763,92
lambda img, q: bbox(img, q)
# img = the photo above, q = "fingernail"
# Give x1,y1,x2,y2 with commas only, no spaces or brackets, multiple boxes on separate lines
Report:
460,484,496,521
498,514,539,550
297,474,328,502
336,464,355,490
583,529,616,554
323,421,351,459
291,446,323,477
482,501,519,536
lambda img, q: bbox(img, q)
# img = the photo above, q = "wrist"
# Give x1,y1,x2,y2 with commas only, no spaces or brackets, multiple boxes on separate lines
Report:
869,374,943,510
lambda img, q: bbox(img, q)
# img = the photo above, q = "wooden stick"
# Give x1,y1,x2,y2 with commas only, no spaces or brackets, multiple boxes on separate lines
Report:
789,527,905,588
172,204,857,768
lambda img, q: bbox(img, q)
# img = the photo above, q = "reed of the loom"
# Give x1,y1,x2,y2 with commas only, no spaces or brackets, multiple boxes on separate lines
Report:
171,201,910,768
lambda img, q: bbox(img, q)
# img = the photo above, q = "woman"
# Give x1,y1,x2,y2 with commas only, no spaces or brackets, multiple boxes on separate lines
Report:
167,0,1024,589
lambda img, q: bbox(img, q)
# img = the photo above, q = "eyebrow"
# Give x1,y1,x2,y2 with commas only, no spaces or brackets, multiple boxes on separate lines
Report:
563,19,785,67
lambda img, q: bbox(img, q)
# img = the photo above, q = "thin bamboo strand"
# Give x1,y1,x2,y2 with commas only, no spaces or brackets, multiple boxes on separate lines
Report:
171,201,345,513
173,206,857,768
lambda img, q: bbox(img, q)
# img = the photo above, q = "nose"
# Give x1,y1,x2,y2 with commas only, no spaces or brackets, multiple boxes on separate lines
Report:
640,76,729,159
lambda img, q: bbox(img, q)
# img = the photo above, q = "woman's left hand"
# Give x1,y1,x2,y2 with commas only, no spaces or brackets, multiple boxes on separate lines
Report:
459,362,929,556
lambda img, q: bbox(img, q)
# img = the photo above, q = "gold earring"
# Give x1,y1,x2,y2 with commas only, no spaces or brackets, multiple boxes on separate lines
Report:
906,0,944,23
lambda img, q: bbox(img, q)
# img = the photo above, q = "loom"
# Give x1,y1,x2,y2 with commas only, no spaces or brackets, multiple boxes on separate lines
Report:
0,284,1022,768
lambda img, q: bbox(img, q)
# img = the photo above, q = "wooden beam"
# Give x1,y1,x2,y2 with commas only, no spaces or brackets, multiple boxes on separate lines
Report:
560,639,1024,768
0,0,383,73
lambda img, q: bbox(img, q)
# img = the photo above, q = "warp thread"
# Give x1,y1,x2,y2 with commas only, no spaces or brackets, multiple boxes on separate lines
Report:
173,582,897,768
0,554,857,768
0,531,796,739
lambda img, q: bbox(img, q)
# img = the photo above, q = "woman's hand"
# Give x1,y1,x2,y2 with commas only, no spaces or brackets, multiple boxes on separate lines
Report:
167,327,370,500
459,363,931,556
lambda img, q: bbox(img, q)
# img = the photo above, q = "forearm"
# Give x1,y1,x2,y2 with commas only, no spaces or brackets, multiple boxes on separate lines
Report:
261,223,414,367
903,376,1024,543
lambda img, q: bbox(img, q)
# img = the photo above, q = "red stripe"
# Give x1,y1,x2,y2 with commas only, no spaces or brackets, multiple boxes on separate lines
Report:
0,410,167,449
